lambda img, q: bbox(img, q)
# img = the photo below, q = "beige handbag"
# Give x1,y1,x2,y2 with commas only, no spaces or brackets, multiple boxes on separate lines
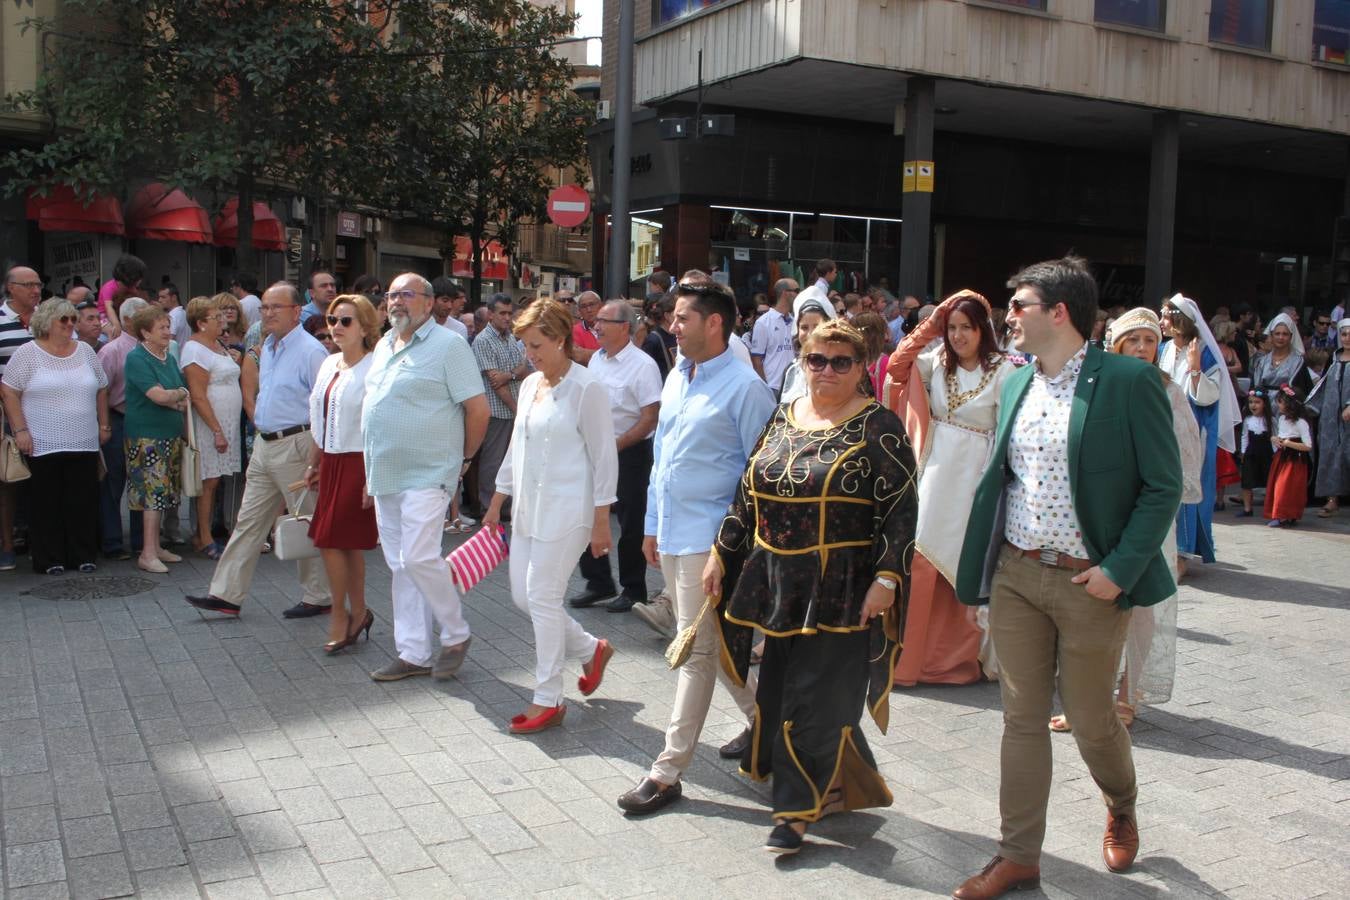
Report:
0,408,32,483
180,401,201,498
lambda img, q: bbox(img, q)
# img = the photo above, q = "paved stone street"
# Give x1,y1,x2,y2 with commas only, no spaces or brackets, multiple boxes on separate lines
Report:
1,512,1347,899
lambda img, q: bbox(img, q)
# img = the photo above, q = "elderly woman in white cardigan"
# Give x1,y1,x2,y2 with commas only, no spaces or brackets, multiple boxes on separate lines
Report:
482,299,618,736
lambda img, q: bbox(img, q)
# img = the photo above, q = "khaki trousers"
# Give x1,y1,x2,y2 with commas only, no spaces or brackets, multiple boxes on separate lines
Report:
990,545,1136,866
649,552,757,785
208,431,328,608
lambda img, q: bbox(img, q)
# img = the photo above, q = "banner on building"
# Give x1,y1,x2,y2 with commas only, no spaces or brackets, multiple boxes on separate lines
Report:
44,232,102,294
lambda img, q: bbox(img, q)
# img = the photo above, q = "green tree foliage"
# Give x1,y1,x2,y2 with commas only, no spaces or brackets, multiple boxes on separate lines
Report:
3,0,388,272
379,0,591,303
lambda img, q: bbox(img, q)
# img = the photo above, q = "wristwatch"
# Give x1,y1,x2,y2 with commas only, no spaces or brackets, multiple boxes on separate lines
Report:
875,575,898,591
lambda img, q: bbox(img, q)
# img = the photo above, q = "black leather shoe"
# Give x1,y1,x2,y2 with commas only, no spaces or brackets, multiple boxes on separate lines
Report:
185,595,241,616
282,601,332,619
617,778,682,814
605,592,646,613
568,586,617,608
719,726,752,759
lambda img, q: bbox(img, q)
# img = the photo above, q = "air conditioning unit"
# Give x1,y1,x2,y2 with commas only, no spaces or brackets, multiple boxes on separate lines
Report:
596,100,612,121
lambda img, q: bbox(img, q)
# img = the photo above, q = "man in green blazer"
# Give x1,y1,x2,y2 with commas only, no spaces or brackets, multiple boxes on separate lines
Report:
951,257,1182,900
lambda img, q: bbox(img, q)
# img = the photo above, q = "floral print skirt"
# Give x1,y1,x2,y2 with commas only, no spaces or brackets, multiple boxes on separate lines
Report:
126,437,183,512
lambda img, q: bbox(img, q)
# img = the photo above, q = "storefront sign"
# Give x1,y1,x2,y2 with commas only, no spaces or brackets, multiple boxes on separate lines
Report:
44,232,101,292
916,162,935,193
451,236,510,282
285,227,303,282
337,211,362,238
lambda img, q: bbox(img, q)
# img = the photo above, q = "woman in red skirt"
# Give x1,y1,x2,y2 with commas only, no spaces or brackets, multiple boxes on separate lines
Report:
1264,384,1314,528
305,294,380,652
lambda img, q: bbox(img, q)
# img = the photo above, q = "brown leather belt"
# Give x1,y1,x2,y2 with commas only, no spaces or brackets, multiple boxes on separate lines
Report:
1005,542,1092,571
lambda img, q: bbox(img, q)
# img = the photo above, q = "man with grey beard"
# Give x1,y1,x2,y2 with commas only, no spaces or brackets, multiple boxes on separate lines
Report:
363,273,490,681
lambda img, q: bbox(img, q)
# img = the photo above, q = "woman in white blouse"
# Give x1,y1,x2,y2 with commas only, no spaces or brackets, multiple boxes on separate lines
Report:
482,299,619,735
304,295,379,654
0,297,109,574
181,295,242,557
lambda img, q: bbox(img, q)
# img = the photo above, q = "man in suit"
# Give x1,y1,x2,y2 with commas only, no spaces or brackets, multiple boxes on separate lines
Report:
951,256,1182,900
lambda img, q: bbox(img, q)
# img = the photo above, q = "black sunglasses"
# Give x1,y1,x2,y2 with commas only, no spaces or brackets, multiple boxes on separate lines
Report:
325,315,355,327
74,300,97,311
57,315,76,325
1009,297,1050,313
676,281,728,298
804,352,859,374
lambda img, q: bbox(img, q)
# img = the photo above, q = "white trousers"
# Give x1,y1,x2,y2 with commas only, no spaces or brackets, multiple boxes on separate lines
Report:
374,489,470,667
650,551,757,785
510,530,600,707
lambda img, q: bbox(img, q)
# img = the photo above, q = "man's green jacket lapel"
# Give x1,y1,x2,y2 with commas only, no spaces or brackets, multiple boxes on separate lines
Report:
955,344,1183,609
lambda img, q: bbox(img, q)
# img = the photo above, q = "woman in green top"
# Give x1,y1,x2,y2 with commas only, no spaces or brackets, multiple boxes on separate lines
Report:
124,306,190,574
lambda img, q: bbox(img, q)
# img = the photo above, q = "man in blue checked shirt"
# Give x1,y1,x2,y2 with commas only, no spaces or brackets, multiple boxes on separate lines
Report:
617,277,777,816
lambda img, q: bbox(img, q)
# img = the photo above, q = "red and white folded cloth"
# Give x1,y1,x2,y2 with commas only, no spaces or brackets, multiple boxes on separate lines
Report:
446,523,509,594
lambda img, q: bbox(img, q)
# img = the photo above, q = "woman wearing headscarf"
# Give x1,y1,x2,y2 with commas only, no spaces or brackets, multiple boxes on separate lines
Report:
884,289,1014,686
1250,312,1310,394
1311,318,1350,517
1050,309,1202,732
1158,294,1241,565
705,318,917,856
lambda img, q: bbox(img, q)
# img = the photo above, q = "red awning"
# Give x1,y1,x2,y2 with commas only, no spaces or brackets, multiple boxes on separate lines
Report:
126,183,213,243
451,236,510,281
213,198,286,252
24,185,125,235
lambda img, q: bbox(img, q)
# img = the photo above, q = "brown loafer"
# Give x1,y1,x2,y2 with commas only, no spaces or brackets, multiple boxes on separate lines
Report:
952,855,1040,900
1103,812,1139,872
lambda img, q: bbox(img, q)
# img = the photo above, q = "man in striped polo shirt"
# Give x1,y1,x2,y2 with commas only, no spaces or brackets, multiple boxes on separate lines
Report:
0,266,41,571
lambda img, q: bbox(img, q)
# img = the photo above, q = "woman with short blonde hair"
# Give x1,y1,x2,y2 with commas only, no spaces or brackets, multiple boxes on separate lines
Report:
181,290,242,557
0,298,109,574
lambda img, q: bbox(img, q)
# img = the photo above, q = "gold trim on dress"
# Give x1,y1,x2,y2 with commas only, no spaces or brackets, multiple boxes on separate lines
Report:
723,611,870,637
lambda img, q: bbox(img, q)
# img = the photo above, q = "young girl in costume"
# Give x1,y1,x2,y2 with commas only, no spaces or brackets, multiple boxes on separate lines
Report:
1236,390,1274,518
1264,385,1314,527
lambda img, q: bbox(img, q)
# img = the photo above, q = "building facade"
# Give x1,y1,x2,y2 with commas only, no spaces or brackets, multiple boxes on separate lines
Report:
592,0,1350,316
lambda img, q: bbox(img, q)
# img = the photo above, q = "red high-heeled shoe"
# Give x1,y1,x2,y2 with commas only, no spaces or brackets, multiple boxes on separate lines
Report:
509,704,566,734
577,639,613,696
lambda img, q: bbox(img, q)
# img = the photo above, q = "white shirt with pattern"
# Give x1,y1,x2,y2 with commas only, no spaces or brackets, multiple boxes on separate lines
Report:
1005,342,1090,558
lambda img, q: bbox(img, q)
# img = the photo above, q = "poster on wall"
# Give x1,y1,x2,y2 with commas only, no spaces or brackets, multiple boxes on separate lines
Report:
1314,0,1349,63
44,232,103,295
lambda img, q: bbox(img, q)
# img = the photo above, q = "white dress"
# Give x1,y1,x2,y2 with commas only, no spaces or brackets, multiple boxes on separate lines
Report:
180,340,242,478
914,347,1015,582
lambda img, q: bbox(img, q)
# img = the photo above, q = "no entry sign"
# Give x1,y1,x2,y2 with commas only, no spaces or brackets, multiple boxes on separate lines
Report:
547,184,591,228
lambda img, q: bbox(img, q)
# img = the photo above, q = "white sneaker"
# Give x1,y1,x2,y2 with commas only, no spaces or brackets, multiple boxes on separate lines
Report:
632,591,676,638
457,514,477,526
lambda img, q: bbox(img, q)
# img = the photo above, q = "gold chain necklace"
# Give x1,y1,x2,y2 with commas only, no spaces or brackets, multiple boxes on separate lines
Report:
944,360,999,415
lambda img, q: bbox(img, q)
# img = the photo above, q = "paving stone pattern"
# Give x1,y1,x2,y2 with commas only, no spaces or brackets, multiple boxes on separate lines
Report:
0,515,1346,898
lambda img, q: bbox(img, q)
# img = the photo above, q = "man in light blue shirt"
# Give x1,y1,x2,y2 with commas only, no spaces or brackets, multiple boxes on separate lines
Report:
299,269,336,324
363,273,489,683
186,282,330,619
617,278,776,816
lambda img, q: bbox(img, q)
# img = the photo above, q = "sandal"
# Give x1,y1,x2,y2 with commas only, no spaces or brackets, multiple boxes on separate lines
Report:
194,541,224,560
1317,506,1337,518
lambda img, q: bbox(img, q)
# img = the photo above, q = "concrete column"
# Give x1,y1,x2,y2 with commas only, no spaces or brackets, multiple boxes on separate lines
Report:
899,77,935,301
1143,111,1180,308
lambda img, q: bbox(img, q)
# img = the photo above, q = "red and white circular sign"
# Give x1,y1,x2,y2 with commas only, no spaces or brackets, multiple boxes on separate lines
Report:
547,184,591,228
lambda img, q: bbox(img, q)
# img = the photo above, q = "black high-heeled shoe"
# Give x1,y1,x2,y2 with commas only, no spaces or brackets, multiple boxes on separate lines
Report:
352,609,374,642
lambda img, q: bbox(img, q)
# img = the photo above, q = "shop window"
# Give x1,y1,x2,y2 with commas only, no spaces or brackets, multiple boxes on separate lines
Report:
1095,0,1165,30
655,0,734,26
1313,0,1350,64
1209,0,1273,50
630,216,663,285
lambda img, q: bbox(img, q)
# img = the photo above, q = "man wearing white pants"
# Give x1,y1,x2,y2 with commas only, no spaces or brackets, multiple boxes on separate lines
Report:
362,273,489,681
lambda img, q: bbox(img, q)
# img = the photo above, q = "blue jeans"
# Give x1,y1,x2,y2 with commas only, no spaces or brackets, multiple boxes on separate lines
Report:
99,411,143,553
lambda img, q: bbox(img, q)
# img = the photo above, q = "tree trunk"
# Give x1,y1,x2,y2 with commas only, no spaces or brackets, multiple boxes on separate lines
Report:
236,173,256,276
